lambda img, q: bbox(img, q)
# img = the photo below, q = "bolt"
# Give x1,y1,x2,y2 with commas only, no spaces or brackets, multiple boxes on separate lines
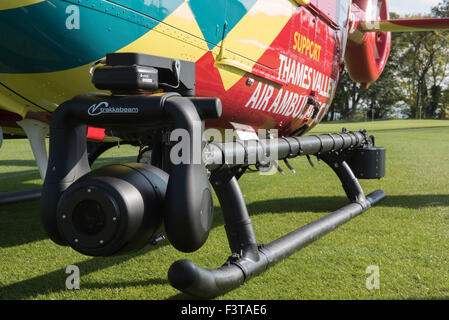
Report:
151,235,166,246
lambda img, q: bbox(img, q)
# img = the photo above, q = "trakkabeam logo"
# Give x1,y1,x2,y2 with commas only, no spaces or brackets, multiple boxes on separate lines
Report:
88,102,139,116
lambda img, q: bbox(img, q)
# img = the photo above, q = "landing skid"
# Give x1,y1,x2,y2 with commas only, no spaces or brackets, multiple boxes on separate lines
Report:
169,150,386,298
0,188,42,206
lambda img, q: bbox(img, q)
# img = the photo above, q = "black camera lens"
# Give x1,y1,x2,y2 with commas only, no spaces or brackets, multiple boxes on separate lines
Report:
72,200,106,236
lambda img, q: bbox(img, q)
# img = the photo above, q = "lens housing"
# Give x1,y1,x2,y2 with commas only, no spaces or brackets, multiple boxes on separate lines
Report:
56,163,168,256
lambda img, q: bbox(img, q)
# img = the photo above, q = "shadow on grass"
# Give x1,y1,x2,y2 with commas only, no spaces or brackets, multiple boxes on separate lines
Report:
406,296,449,300
0,195,344,249
0,209,223,300
0,205,226,299
0,181,42,194
0,200,47,248
2,193,449,249
381,194,449,209
0,160,38,167
0,244,170,300
1,193,448,299
245,194,449,215
0,157,136,181
80,278,168,290
0,170,40,182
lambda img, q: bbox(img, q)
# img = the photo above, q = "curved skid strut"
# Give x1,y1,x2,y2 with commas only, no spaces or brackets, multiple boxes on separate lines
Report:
168,157,386,298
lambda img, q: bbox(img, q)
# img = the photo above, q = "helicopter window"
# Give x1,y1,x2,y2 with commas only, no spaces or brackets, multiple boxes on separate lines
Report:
310,0,351,28
337,0,351,28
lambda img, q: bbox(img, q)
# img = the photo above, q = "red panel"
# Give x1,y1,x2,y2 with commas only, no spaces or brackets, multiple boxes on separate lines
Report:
0,110,22,128
196,5,346,136
87,127,106,142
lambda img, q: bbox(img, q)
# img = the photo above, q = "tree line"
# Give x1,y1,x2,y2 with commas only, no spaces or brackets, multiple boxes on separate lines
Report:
327,0,449,121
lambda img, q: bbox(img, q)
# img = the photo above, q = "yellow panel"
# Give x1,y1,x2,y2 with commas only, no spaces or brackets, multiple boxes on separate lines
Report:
223,0,292,63
0,64,98,112
215,0,293,90
0,85,38,118
118,2,209,62
293,0,310,5
213,59,247,91
0,0,45,11
161,2,208,45
0,3,210,110
3,1,294,108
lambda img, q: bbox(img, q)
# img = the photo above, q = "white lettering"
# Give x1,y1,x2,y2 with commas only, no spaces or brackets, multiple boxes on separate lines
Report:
66,5,80,30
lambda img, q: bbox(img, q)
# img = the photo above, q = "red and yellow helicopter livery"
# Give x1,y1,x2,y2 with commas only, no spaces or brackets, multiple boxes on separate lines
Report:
0,0,448,298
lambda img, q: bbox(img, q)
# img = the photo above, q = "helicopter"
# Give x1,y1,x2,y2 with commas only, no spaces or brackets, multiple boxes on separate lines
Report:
0,0,448,298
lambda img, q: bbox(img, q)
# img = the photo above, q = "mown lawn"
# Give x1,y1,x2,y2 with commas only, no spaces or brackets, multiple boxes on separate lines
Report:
0,120,448,300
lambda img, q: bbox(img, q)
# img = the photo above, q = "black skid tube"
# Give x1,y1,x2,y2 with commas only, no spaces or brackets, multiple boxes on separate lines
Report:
168,190,385,298
169,149,385,298
0,188,42,206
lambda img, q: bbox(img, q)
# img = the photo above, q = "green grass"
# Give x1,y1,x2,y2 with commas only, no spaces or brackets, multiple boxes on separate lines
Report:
0,120,448,300
313,119,449,133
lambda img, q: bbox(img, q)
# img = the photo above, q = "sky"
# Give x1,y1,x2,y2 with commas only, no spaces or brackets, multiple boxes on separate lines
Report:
388,0,442,16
